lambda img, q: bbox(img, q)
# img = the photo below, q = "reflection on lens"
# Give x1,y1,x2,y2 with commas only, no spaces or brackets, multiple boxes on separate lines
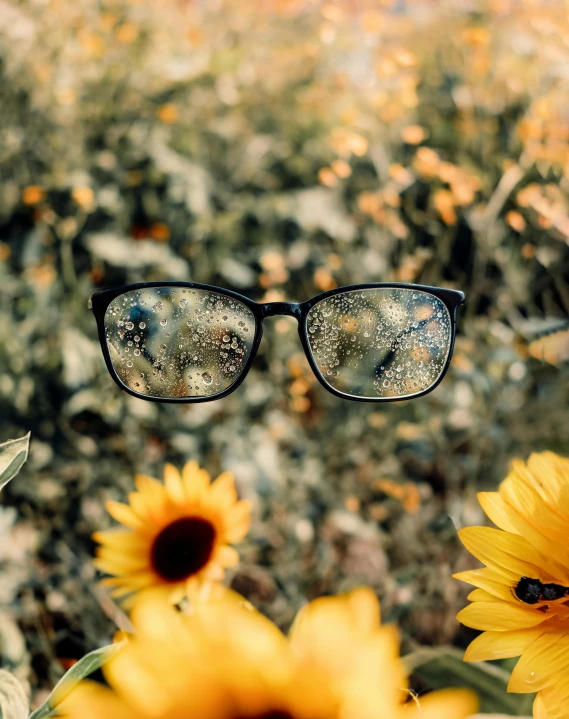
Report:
305,288,452,399
104,287,256,399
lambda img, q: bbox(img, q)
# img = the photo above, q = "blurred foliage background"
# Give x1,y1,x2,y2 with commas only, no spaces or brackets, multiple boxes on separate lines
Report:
0,0,568,712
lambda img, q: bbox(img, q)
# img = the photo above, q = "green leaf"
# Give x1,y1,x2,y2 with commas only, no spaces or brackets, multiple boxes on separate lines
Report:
28,642,125,719
404,646,535,715
0,669,29,719
0,434,31,492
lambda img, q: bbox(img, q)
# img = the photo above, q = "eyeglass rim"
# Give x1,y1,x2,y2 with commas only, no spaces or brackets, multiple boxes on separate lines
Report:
89,281,464,404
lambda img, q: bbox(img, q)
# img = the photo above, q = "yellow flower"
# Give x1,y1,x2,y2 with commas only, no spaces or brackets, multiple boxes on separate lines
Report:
94,461,251,605
454,451,569,719
62,587,477,719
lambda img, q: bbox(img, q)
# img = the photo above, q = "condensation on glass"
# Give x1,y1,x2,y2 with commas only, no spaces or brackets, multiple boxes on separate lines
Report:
104,287,256,399
305,288,452,399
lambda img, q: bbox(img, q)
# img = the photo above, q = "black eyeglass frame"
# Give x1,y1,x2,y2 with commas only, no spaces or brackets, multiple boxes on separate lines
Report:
89,282,465,404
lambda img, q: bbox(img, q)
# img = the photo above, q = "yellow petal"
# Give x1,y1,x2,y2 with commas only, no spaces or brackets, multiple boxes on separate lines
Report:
95,547,148,571
467,588,502,602
533,672,569,719
526,452,569,509
134,474,164,500
59,681,136,719
93,530,149,551
209,471,238,506
105,501,147,531
225,500,252,542
345,586,382,631
202,562,225,581
453,568,516,602
290,587,380,647
127,488,168,525
130,595,191,640
215,545,239,568
93,556,148,575
457,601,549,631
104,645,177,715
183,461,211,502
508,631,569,693
403,688,478,719
499,476,569,568
163,463,186,504
457,526,563,582
464,626,547,662
289,587,384,678
478,491,520,533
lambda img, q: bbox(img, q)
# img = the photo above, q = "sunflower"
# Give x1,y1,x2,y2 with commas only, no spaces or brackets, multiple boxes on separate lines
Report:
94,460,251,605
61,587,477,719
454,451,569,719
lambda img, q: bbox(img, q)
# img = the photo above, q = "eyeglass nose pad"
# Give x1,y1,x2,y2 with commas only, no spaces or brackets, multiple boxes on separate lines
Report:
261,302,302,319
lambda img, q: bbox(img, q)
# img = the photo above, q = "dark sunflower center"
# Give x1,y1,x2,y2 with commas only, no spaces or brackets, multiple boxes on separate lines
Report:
151,517,216,582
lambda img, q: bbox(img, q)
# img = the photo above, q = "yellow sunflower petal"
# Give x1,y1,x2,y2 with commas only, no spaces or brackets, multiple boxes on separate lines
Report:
93,530,150,551
202,562,225,581
182,460,211,501
467,588,502,602
457,601,549,631
508,631,569,693
453,567,516,601
533,672,569,719
209,471,238,506
163,463,186,504
105,501,148,531
119,584,183,611
215,545,239,568
225,500,252,542
290,587,380,647
134,474,163,498
499,476,569,568
102,572,157,591
345,586,382,631
457,526,564,582
403,688,479,719
59,681,136,719
130,595,192,641
464,626,547,662
104,643,182,715
477,491,520,533
127,490,167,524
95,547,148,571
526,452,569,510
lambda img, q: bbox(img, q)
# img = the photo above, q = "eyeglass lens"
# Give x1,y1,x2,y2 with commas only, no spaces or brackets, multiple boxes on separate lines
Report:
305,288,452,399
104,287,256,399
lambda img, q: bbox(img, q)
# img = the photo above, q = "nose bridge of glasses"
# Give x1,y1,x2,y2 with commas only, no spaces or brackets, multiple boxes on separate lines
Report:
261,302,302,319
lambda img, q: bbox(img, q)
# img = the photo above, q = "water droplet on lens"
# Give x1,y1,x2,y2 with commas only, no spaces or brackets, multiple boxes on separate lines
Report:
160,318,167,326
134,349,141,356
125,322,134,330
223,335,230,342
202,372,213,385
126,360,133,367
139,322,146,329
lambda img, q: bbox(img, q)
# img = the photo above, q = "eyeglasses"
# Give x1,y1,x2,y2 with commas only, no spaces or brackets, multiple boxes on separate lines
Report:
89,282,464,403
